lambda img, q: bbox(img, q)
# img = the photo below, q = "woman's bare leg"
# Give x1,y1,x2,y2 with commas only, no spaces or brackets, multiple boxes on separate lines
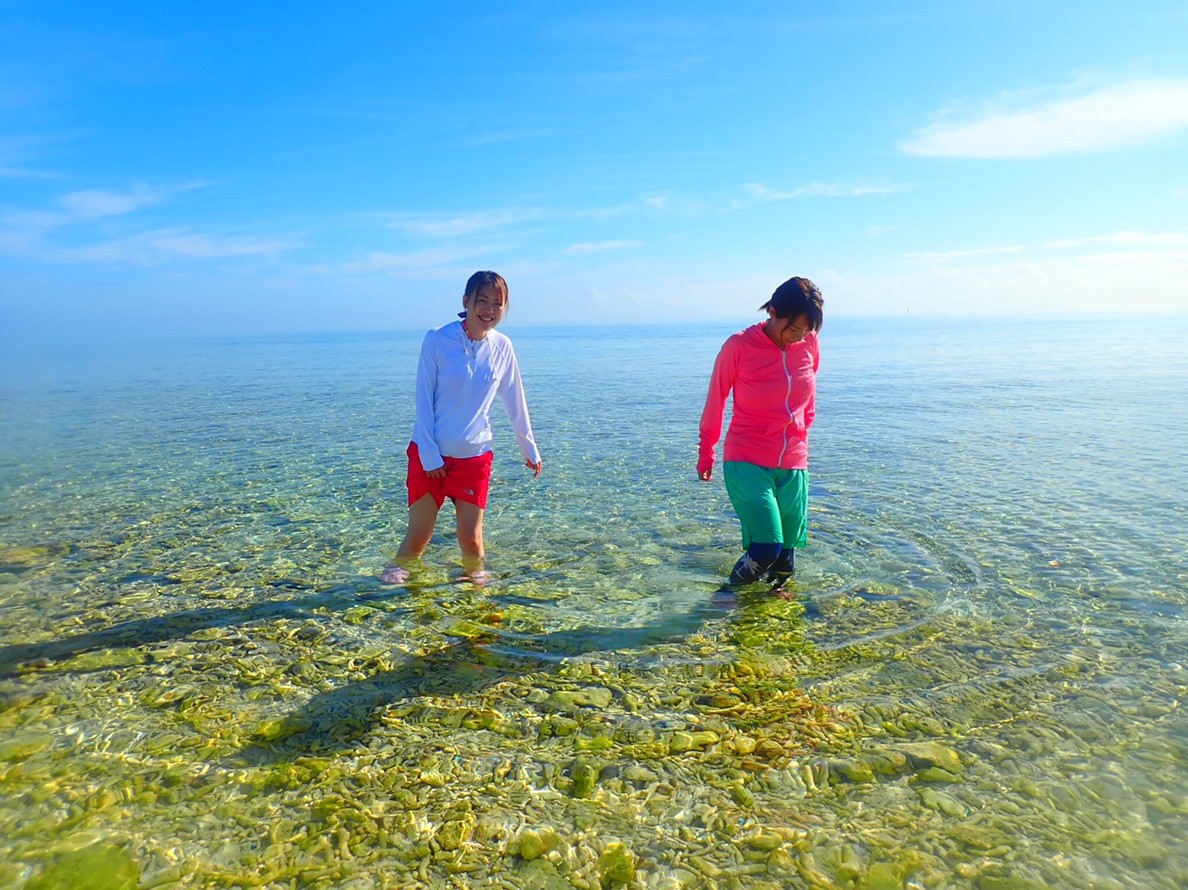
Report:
397,494,441,560
454,500,485,577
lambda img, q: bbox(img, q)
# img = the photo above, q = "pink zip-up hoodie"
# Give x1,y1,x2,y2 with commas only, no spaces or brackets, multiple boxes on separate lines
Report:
698,323,819,474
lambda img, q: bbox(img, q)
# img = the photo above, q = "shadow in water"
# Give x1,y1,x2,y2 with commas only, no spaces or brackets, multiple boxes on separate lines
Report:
0,579,411,678
233,590,805,764
0,565,809,765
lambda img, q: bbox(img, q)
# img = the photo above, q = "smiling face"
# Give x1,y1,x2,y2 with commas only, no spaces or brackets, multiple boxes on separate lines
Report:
764,310,812,348
461,283,506,339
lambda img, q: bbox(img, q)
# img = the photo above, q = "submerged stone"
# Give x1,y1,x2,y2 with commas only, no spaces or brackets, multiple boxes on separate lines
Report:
754,739,786,760
570,758,599,798
253,714,314,743
730,783,755,807
574,734,615,752
667,731,697,753
539,715,580,737
547,686,613,711
900,742,963,774
977,875,1047,890
434,811,475,850
25,844,139,890
767,847,796,874
0,689,48,713
64,649,147,672
0,544,68,569
517,830,547,861
599,842,637,888
1012,777,1042,799
622,764,659,785
913,767,961,784
953,824,1002,852
829,843,864,881
862,750,909,776
515,858,571,890
830,758,875,783
745,832,784,851
667,730,719,754
860,861,905,890
0,732,52,762
343,605,376,625
734,734,758,755
918,787,966,817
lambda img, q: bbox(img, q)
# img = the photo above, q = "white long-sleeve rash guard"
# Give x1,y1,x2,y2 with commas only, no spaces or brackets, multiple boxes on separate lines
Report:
411,320,542,471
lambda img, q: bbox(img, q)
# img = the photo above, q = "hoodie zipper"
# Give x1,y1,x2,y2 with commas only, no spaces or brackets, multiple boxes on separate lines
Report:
779,348,794,465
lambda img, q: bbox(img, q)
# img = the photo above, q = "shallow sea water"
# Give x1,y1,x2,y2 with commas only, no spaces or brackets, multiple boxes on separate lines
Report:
1,314,1186,889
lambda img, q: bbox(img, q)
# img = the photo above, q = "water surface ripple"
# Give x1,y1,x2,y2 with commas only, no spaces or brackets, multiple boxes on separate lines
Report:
1,315,1186,888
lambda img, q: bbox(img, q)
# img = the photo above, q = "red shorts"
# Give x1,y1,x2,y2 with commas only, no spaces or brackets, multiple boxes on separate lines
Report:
406,442,493,509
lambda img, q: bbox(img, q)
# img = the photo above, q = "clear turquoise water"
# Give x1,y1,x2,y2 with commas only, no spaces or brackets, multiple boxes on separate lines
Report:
1,315,1186,888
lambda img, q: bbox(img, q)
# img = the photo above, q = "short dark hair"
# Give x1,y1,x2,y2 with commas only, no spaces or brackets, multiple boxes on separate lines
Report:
759,276,823,330
464,270,508,305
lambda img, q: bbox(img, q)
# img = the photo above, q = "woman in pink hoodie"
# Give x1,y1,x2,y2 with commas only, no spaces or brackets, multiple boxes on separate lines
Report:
698,277,823,588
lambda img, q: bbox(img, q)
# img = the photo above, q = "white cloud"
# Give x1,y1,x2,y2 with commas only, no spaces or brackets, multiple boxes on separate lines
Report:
383,197,675,245
336,246,501,273
1,183,196,230
743,181,901,201
457,129,555,148
388,209,542,238
905,231,1188,269
0,182,293,266
1044,231,1188,249
563,240,642,255
836,251,1188,316
0,133,70,179
0,166,59,179
853,230,1188,315
49,228,293,265
901,79,1188,159
58,186,171,221
906,245,1024,264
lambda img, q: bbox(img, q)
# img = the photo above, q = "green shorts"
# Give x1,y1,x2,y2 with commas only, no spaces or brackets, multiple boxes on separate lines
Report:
722,461,809,549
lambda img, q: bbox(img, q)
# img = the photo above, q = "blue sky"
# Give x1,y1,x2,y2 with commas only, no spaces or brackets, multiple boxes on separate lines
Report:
2,1,1187,339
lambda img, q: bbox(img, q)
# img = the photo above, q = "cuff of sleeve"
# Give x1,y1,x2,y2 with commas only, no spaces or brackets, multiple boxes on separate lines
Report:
520,441,541,465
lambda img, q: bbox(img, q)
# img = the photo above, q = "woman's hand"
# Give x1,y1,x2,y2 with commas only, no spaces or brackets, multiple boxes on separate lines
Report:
697,455,714,482
525,459,543,477
425,465,447,479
